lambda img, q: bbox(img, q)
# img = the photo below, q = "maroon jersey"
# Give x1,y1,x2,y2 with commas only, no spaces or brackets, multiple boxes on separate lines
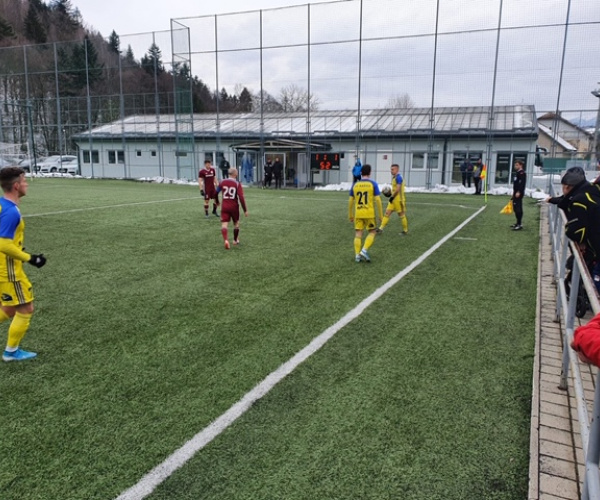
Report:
217,178,247,221
199,167,218,194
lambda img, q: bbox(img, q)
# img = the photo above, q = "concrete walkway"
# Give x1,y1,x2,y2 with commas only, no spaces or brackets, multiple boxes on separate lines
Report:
529,204,597,500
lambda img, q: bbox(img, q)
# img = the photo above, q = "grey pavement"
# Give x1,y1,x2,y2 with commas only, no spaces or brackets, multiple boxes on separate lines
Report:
529,203,597,500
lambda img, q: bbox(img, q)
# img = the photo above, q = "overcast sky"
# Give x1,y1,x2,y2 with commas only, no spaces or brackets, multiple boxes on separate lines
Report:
69,0,600,115
72,0,334,38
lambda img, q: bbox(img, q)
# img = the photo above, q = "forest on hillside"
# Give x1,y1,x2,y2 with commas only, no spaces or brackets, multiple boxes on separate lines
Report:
0,0,288,157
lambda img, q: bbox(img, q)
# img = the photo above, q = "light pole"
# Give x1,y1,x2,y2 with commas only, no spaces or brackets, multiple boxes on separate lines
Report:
592,84,600,170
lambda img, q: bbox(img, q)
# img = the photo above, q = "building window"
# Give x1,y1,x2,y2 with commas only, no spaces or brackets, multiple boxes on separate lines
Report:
175,151,188,157
136,150,142,157
82,150,99,163
151,151,156,157
108,150,125,164
411,152,439,170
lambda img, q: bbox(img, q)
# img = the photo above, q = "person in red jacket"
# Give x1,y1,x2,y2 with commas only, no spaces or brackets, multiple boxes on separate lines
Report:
571,312,600,365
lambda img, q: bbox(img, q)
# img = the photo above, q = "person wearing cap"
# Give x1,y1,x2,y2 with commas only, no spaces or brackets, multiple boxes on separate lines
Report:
548,166,600,262
511,160,526,230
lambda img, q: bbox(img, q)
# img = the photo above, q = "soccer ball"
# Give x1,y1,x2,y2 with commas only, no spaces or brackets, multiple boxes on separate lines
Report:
381,186,392,197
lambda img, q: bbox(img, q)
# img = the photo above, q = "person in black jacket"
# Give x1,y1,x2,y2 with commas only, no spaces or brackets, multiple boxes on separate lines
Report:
547,167,600,298
550,167,600,259
511,160,526,230
272,157,283,189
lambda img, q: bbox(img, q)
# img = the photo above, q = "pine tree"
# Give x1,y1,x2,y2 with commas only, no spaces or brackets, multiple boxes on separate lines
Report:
23,4,47,43
140,43,164,77
0,16,15,41
238,87,253,112
108,30,120,54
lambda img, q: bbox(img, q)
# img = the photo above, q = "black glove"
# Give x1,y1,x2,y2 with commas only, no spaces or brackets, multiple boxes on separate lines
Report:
389,196,395,203
29,254,46,268
200,189,205,197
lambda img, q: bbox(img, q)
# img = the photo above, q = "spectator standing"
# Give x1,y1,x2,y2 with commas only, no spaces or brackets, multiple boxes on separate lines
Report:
511,160,526,230
459,158,472,187
272,157,284,189
219,156,231,180
216,167,248,249
198,159,220,218
473,158,483,195
352,156,363,183
0,167,46,362
263,159,273,188
348,164,384,263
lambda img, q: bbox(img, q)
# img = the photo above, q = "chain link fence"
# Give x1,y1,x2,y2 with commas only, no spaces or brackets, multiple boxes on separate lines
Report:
0,0,599,186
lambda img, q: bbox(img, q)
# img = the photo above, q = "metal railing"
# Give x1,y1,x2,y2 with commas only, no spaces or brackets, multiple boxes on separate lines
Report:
548,183,600,499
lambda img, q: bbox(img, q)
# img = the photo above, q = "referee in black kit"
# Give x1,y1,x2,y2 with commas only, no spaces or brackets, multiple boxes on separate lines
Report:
511,160,526,231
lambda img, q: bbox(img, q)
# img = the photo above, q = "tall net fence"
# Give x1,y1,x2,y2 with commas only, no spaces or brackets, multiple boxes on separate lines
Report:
0,0,599,186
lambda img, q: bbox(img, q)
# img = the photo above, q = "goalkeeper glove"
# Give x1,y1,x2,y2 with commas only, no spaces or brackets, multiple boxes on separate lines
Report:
29,254,47,268
200,189,205,196
389,196,395,203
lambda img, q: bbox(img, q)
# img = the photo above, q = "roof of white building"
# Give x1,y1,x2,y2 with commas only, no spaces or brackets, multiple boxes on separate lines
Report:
75,105,538,141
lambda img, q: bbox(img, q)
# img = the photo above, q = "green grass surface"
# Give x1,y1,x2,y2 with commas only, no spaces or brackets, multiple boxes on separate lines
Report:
0,179,540,499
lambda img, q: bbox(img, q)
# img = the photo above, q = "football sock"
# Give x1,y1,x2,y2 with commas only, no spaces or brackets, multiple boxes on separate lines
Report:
401,216,408,233
364,232,375,250
354,237,362,255
380,215,390,229
6,312,32,350
221,228,228,241
234,228,239,241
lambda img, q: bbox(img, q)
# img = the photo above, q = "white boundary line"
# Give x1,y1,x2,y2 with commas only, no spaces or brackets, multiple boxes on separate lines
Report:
115,204,487,500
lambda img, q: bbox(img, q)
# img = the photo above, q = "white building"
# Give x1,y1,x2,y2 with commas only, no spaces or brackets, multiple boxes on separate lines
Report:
73,105,538,188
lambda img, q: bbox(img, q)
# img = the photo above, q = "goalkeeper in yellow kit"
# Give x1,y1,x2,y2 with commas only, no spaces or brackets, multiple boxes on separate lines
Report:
378,163,408,234
348,164,383,263
0,167,46,362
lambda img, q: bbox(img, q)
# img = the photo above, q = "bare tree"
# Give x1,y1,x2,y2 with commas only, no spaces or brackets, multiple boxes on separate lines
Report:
387,93,415,109
279,84,319,112
251,90,283,113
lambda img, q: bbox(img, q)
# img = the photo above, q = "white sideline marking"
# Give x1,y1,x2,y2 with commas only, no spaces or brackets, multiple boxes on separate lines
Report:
115,205,487,500
24,197,197,217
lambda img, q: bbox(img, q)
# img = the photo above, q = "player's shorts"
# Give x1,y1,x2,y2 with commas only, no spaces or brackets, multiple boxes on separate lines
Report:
0,278,34,306
354,218,377,231
388,197,406,213
204,190,219,202
221,206,240,223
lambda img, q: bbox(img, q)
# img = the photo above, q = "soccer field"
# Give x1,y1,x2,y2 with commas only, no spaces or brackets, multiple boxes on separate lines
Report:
0,179,539,500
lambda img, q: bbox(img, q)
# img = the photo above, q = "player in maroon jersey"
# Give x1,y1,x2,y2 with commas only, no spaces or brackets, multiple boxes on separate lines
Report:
216,167,248,249
198,159,220,218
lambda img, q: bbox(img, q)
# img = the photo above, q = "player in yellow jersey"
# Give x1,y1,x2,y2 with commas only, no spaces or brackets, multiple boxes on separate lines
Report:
348,164,384,263
0,167,46,362
377,163,408,234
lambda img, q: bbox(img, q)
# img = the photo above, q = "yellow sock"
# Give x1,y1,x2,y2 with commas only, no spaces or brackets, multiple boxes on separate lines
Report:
7,312,32,349
354,237,362,255
401,215,408,233
364,232,375,250
380,215,390,229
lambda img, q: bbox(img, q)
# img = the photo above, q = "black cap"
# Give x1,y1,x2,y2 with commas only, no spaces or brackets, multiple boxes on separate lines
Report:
561,167,586,186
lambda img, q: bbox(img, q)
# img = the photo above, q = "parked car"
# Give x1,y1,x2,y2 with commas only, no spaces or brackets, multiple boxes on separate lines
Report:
19,157,43,173
39,155,77,173
0,157,15,168
58,158,79,174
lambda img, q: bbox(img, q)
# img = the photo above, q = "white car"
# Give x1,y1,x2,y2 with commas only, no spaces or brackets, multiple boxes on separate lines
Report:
19,157,43,173
58,159,79,174
39,155,77,173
